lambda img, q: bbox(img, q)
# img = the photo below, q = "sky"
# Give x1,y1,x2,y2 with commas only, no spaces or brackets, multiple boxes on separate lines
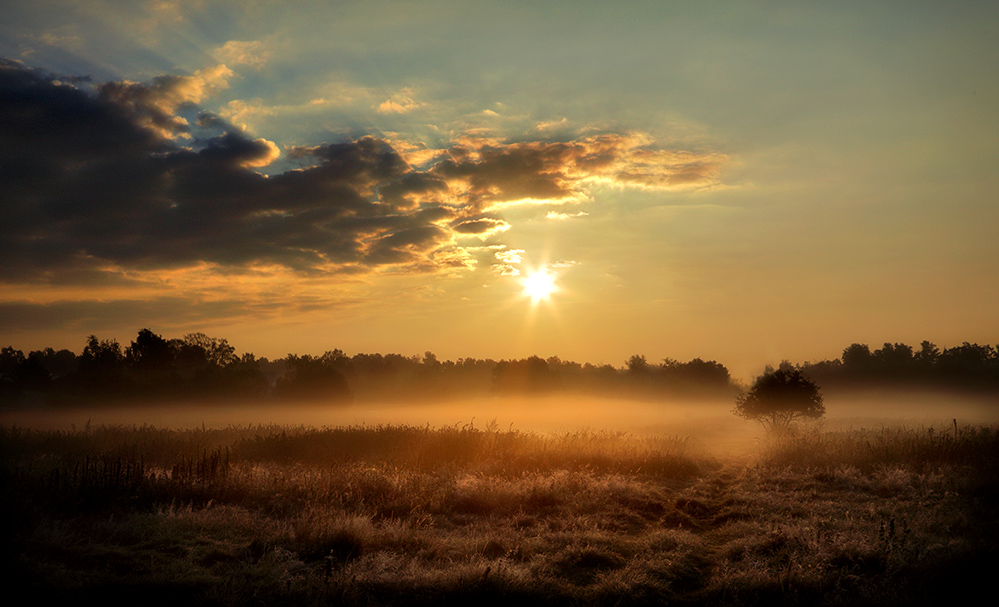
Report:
1,0,997,380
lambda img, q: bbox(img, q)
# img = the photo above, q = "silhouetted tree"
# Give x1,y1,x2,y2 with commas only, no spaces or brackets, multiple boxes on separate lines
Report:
797,358,841,385
172,339,210,380
217,352,268,399
0,347,76,402
734,369,825,434
34,347,78,376
492,356,563,393
14,351,51,390
275,351,352,402
0,346,25,375
873,342,914,377
77,335,127,399
626,355,650,375
841,343,873,370
914,340,940,368
182,332,237,367
126,328,174,373
938,342,997,384
422,351,441,369
125,328,178,398
673,358,731,387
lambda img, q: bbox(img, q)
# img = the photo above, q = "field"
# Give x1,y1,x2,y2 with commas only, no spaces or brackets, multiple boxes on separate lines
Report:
2,398,998,606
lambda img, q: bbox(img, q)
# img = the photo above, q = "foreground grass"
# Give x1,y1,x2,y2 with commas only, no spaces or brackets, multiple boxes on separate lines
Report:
2,421,998,606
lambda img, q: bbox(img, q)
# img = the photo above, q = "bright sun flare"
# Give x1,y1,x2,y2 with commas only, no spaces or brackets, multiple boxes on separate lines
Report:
522,267,558,303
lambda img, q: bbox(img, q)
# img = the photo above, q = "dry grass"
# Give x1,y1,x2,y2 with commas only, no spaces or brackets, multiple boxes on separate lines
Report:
2,420,997,605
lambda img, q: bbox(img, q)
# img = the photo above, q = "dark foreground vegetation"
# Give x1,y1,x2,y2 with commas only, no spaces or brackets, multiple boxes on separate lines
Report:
3,421,997,606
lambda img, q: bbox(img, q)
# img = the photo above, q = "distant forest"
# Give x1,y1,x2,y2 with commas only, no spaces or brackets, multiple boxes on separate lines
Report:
2,329,998,407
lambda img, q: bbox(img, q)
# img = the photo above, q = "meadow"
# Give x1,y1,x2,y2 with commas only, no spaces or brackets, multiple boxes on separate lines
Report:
2,399,998,606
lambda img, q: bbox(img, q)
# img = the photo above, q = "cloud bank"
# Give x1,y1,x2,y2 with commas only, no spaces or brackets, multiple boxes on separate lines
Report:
0,60,726,305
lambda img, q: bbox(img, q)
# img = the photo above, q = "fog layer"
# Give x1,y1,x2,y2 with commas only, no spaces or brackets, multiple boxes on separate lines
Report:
3,390,995,458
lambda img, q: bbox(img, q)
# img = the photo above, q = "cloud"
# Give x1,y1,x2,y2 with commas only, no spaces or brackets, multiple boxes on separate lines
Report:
376,87,426,114
0,297,251,334
214,40,271,68
149,0,188,25
199,131,280,168
487,248,577,280
431,133,725,211
0,290,364,335
98,63,233,138
452,218,511,238
0,61,726,303
534,117,568,132
220,98,278,131
491,248,524,276
550,260,578,269
377,172,451,210
495,249,525,264
383,138,445,168
547,210,589,220
35,30,84,51
492,265,520,277
365,225,450,265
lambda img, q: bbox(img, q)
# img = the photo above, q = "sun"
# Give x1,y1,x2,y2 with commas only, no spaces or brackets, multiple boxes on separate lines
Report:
522,267,558,303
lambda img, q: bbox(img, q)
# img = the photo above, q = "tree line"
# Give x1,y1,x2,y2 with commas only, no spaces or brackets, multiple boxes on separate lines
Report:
0,328,737,406
2,330,997,407
791,341,999,391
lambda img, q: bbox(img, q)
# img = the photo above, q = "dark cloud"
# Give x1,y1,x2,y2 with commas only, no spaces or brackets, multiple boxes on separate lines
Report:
0,294,362,335
377,172,450,210
286,138,410,193
0,297,249,334
97,79,191,138
366,225,449,265
94,64,234,139
0,60,724,290
196,131,277,166
0,61,454,280
453,218,508,235
195,111,229,130
433,141,576,209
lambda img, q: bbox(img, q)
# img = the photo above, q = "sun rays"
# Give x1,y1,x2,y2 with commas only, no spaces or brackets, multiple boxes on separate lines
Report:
521,266,558,305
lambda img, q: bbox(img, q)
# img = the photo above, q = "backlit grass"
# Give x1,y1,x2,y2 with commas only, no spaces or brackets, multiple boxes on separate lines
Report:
2,420,997,605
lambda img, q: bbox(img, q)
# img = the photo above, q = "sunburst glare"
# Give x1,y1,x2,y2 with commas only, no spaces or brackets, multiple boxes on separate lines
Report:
521,266,558,304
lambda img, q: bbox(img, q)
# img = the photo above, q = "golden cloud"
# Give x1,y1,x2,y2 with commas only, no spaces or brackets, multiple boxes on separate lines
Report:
376,88,426,114
214,40,271,68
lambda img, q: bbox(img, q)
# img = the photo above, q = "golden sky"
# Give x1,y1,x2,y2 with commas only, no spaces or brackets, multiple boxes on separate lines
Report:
2,1,997,379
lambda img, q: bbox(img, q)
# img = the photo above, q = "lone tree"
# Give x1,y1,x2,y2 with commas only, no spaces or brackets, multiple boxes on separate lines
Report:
734,368,824,434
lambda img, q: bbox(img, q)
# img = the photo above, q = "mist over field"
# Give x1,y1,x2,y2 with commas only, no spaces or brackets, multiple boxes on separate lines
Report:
5,390,996,457
5,390,998,606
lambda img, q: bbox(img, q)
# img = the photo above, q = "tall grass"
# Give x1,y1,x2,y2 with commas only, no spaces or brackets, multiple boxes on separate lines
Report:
759,422,999,473
2,421,996,606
